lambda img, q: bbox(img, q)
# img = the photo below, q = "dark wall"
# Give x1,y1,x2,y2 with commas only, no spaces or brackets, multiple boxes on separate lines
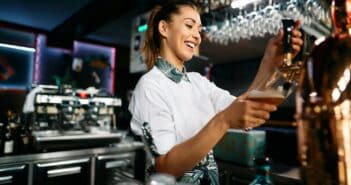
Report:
114,47,143,107
114,46,142,130
0,90,26,110
210,59,260,96
0,28,35,121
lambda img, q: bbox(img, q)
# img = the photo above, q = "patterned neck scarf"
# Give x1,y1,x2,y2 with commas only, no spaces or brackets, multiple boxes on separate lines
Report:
155,57,190,83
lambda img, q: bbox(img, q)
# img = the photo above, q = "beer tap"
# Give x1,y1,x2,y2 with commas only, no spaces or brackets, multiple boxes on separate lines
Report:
247,19,303,104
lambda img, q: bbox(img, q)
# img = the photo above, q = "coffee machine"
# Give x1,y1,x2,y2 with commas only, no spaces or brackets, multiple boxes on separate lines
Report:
30,85,123,152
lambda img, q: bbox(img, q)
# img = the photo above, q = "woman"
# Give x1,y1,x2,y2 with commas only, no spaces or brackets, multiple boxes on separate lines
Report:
129,0,303,184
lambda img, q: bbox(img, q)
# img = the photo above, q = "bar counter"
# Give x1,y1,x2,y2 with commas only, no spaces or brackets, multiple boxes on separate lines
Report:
0,141,144,165
0,141,145,185
0,140,301,185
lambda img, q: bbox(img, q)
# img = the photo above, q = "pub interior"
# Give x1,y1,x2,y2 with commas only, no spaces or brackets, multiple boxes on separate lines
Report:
0,0,347,184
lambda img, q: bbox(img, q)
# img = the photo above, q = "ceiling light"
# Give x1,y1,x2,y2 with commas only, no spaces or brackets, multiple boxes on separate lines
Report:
0,43,35,52
231,0,261,9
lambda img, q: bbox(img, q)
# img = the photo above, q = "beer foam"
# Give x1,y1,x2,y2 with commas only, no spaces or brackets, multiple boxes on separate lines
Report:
248,89,284,98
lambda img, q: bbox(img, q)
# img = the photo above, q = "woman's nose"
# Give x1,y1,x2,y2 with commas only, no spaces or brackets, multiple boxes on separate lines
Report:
193,31,201,42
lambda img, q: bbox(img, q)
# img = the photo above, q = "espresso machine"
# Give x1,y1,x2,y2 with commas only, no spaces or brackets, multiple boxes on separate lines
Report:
30,85,123,152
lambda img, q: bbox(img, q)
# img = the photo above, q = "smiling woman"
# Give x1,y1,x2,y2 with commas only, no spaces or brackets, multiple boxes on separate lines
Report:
128,0,303,184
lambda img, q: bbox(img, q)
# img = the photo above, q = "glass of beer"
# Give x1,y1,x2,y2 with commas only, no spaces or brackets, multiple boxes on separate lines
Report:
247,60,302,106
247,89,286,106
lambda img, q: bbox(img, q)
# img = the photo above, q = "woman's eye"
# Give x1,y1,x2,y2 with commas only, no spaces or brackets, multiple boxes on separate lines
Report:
186,24,193,29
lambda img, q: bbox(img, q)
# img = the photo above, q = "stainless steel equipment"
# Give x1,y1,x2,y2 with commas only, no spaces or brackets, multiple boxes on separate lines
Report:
31,85,123,152
0,142,145,185
34,158,91,185
0,164,28,185
296,0,351,184
95,152,143,185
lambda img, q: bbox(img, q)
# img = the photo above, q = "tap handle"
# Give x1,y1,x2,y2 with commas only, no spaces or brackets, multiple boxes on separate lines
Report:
282,19,295,54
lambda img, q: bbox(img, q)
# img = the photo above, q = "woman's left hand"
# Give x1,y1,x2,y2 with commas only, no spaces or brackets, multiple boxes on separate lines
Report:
261,20,304,70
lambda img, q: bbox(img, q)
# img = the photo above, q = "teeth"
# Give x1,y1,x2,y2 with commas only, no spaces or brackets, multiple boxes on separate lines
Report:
185,42,195,48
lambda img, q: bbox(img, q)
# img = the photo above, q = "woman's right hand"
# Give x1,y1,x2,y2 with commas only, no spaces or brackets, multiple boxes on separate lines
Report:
221,95,277,130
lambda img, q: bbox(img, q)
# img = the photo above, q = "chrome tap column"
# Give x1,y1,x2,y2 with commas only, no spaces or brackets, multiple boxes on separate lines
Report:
296,0,351,184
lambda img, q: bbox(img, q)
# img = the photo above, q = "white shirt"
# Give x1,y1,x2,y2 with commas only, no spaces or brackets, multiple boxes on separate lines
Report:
129,66,235,155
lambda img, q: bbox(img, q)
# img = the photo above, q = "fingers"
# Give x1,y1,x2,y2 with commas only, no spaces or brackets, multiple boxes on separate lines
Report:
292,43,302,54
241,114,266,128
291,32,303,54
249,101,277,112
292,29,302,38
244,116,266,127
240,109,268,130
251,109,270,120
226,99,277,130
272,20,301,45
294,20,301,29
239,101,276,129
245,102,275,125
276,29,284,41
292,37,303,46
290,23,304,54
291,27,303,46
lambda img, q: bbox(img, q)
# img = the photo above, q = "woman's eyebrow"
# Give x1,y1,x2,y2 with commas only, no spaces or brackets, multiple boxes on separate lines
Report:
184,17,202,27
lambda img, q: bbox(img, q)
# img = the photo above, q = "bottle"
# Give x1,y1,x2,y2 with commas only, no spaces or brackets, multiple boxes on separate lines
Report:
249,157,274,185
7,111,23,154
296,0,351,184
20,119,33,154
248,19,303,106
3,125,14,155
0,123,5,156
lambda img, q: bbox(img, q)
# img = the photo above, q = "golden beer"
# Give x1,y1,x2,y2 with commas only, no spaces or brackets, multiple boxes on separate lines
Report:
247,90,285,106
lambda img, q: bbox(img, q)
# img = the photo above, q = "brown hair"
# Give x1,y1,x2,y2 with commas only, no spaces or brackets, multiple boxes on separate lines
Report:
142,0,200,70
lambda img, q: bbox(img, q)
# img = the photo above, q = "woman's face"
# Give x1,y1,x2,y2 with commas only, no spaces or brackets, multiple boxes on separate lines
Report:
160,6,202,62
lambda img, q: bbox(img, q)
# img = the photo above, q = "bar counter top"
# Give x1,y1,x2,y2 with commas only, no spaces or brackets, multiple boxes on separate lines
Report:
0,141,144,165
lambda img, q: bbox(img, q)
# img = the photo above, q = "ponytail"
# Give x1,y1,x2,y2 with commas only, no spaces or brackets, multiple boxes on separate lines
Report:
142,5,162,70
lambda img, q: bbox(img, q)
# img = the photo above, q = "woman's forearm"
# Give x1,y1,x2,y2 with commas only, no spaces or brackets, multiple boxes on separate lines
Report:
155,112,229,177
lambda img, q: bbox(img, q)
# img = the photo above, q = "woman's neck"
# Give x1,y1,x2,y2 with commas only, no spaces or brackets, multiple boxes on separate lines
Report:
159,51,184,71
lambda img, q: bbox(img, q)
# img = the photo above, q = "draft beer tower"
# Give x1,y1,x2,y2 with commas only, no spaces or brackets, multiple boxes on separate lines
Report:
296,0,351,184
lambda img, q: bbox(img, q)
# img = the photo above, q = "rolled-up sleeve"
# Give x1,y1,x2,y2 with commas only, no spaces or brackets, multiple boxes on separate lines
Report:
129,80,176,155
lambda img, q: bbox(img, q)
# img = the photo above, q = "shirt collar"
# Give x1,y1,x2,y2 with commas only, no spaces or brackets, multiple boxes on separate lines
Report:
155,57,190,83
